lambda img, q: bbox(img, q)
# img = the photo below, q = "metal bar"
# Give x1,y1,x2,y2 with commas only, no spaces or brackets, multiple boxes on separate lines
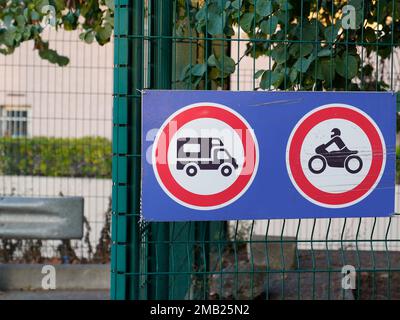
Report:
128,0,144,301
110,0,143,300
148,0,173,300
0,197,83,239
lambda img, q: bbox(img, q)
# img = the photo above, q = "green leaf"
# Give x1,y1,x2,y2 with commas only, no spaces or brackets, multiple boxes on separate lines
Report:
1,30,16,47
271,45,288,64
276,0,293,11
15,15,26,28
294,55,315,73
30,10,41,21
289,43,313,58
224,25,235,36
317,48,332,57
14,32,22,43
223,1,230,10
314,59,335,83
179,64,191,82
275,10,290,25
195,7,206,21
56,55,70,67
34,40,57,64
335,53,359,79
39,47,69,66
348,0,363,10
256,0,272,17
208,54,218,67
239,13,254,33
105,0,115,10
324,23,340,41
54,0,66,11
22,27,32,41
3,15,13,28
207,11,226,35
34,0,49,12
297,22,318,41
209,67,221,80
377,0,389,23
208,53,236,75
231,0,243,9
260,70,284,89
289,68,298,83
191,63,207,77
220,55,236,74
95,23,113,45
364,27,377,43
260,16,278,34
79,30,95,44
254,69,265,79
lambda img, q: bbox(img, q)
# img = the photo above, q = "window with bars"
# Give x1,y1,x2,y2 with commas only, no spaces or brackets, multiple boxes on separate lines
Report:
0,105,30,138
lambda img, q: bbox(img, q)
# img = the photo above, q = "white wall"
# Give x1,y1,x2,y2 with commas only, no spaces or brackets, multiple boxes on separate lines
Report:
0,29,113,139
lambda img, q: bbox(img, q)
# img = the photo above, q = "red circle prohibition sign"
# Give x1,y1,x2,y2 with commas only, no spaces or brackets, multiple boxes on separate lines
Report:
287,105,385,207
153,103,258,209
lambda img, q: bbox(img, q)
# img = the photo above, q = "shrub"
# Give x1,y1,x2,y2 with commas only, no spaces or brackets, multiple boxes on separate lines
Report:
0,137,111,178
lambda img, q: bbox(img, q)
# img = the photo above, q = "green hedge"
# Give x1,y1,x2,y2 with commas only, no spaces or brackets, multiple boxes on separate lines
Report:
0,137,111,178
0,136,398,181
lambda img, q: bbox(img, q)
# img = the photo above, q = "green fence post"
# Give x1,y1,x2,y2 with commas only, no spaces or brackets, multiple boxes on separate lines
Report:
110,0,400,302
111,0,143,300
147,0,173,300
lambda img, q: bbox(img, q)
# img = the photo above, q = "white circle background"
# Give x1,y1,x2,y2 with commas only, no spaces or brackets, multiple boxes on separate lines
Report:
301,118,372,193
152,102,259,210
168,118,245,195
286,103,386,208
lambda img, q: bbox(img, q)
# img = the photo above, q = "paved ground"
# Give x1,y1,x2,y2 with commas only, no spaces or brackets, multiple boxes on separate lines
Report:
1,250,399,300
0,290,109,300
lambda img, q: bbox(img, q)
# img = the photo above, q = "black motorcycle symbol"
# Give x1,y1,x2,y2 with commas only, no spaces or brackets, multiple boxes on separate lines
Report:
308,128,363,175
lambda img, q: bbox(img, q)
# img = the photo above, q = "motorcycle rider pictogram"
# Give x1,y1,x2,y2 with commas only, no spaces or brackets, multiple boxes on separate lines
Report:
308,128,363,174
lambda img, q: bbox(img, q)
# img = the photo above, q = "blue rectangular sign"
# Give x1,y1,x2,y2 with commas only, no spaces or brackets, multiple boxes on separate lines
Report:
142,90,396,221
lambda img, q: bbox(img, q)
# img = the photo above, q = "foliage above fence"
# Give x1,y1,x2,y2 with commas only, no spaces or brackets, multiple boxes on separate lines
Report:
0,137,111,178
178,0,400,91
0,0,114,66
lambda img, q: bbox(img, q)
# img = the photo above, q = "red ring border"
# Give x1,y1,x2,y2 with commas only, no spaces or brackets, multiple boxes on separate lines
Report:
154,105,258,208
288,106,384,206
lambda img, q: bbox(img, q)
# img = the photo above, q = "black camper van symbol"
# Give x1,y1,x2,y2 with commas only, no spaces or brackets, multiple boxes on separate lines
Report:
176,137,239,177
308,128,363,174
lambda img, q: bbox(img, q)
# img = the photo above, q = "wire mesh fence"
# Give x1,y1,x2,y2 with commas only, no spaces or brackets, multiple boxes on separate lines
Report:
111,0,400,300
0,28,113,263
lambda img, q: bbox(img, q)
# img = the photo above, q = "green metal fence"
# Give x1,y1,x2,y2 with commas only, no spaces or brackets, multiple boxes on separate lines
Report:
0,28,113,264
111,0,400,300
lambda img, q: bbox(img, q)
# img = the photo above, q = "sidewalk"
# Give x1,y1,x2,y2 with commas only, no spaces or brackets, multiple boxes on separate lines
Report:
0,290,109,300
